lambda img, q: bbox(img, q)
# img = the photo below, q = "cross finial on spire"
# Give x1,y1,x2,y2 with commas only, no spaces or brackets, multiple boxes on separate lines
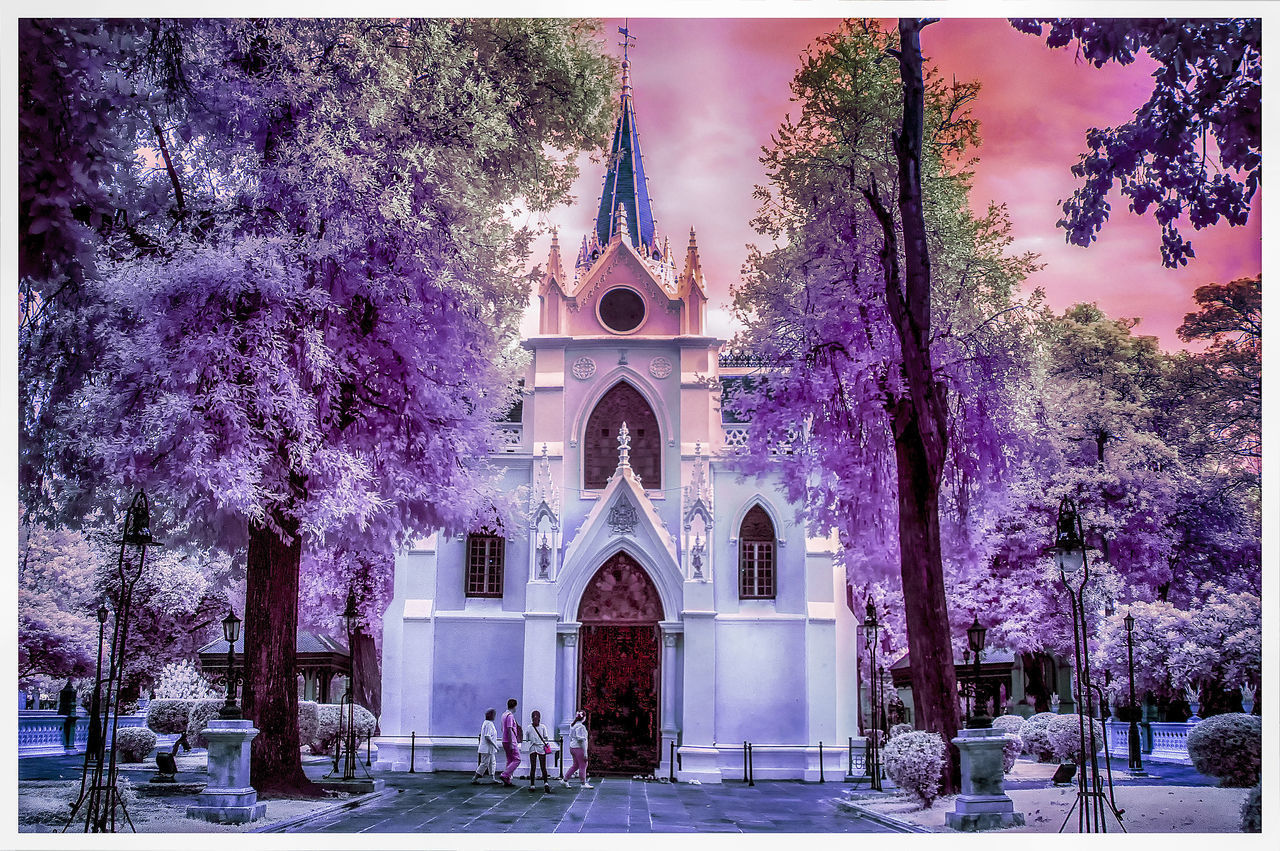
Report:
618,21,636,64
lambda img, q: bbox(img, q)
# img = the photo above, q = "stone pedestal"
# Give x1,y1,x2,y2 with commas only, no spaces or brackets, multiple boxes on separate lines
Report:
945,728,1025,831
186,719,267,824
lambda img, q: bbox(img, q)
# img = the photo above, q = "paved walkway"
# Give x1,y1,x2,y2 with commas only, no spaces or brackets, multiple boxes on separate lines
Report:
286,773,896,834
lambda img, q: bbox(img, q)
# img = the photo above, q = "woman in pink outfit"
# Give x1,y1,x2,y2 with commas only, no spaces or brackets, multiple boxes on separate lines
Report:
560,709,592,788
499,698,521,786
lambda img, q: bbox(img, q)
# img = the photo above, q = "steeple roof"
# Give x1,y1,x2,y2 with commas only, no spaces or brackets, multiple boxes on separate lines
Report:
595,58,656,252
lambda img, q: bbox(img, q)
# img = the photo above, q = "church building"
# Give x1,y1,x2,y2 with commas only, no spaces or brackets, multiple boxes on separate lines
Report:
375,54,860,782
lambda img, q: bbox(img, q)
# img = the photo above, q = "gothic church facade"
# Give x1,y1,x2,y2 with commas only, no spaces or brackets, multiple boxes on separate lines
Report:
375,57,859,782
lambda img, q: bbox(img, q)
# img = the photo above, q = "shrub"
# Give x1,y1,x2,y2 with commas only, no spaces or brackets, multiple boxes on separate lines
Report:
991,714,1025,735
186,698,227,748
883,731,946,807
889,723,914,739
1241,783,1261,832
1046,714,1102,763
298,700,320,749
146,699,192,735
1020,712,1059,760
312,703,377,755
154,660,216,700
1001,734,1022,773
1186,713,1262,787
114,727,157,762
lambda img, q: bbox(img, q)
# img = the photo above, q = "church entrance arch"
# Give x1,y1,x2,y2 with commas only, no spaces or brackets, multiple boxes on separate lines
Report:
577,551,662,775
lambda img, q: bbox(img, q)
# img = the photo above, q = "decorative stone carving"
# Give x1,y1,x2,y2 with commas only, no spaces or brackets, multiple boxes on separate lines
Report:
648,356,673,379
608,494,639,536
572,357,597,380
563,633,578,647
618,348,629,365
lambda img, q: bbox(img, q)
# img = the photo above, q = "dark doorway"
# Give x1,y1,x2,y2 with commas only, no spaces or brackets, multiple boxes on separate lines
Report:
577,552,662,775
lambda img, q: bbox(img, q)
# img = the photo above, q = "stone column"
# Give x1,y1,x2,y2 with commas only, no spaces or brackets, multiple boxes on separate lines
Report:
679,581,720,783
187,719,266,824
945,729,1024,831
558,627,580,734
658,624,680,777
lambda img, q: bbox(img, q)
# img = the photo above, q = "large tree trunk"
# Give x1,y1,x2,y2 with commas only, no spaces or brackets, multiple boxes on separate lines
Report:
862,18,961,794
243,512,319,797
351,631,381,731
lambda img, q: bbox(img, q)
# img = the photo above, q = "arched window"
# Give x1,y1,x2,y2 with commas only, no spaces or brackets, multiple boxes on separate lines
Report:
583,382,661,489
738,506,776,600
465,530,505,597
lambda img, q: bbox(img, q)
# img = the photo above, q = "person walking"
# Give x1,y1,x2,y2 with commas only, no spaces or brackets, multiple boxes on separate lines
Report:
471,708,501,784
525,709,554,792
498,698,521,786
561,709,593,788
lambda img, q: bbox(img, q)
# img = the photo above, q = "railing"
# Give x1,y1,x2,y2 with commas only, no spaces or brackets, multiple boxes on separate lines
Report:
721,424,795,456
718,351,775,369
497,425,523,453
1105,718,1196,765
1147,722,1195,765
18,711,147,758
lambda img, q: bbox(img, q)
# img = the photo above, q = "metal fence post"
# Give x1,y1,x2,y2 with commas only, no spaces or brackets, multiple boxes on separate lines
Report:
409,731,416,773
819,741,824,783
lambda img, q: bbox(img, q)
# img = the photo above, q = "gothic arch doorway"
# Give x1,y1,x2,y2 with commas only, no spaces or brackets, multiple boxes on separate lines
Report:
583,382,661,489
577,551,662,775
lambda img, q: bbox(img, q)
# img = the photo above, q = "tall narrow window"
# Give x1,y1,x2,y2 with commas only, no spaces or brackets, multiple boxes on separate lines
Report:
738,506,776,600
583,382,661,489
466,532,505,597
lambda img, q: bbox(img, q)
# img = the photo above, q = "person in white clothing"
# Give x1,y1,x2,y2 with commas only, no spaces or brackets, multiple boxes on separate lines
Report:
560,709,592,788
524,710,554,792
471,708,501,784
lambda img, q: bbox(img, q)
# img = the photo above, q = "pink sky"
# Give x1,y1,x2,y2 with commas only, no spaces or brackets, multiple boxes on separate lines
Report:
524,18,1261,351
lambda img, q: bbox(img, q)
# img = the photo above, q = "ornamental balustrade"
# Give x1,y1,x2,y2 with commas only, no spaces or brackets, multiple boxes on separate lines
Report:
497,424,523,453
18,710,147,758
721,424,796,456
1105,718,1196,765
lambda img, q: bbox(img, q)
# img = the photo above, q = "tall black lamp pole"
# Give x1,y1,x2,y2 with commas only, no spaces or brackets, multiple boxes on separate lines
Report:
1124,612,1145,776
967,616,990,728
220,608,242,719
864,599,881,791
1048,496,1123,833
341,590,360,782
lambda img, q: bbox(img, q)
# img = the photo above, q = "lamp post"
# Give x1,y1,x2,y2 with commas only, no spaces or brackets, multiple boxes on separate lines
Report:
341,590,360,782
220,608,242,719
962,648,972,725
966,616,990,729
69,491,157,834
1124,612,1145,777
1047,496,1122,833
864,598,881,791
85,603,109,762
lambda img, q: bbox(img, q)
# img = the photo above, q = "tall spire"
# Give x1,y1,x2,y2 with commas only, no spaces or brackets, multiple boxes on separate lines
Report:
595,25,656,252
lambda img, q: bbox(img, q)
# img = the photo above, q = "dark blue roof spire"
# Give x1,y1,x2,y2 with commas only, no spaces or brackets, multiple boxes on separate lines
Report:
595,25,656,252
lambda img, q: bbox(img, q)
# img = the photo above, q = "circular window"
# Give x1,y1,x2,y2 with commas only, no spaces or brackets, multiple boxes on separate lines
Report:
597,287,646,334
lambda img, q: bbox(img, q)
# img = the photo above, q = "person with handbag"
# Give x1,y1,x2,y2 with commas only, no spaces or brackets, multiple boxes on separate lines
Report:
471,707,501,784
498,698,521,787
524,709,554,792
560,709,593,789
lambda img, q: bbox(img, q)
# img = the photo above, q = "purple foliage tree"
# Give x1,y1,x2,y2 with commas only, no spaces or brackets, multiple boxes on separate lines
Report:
1012,19,1260,267
733,19,1040,793
21,18,613,794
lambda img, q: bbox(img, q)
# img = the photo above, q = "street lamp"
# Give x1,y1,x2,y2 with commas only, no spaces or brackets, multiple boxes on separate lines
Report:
220,608,242,719
85,603,110,761
1047,496,1121,833
69,491,158,834
1124,611,1146,776
966,616,991,728
962,647,972,724
341,590,360,782
863,598,881,791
